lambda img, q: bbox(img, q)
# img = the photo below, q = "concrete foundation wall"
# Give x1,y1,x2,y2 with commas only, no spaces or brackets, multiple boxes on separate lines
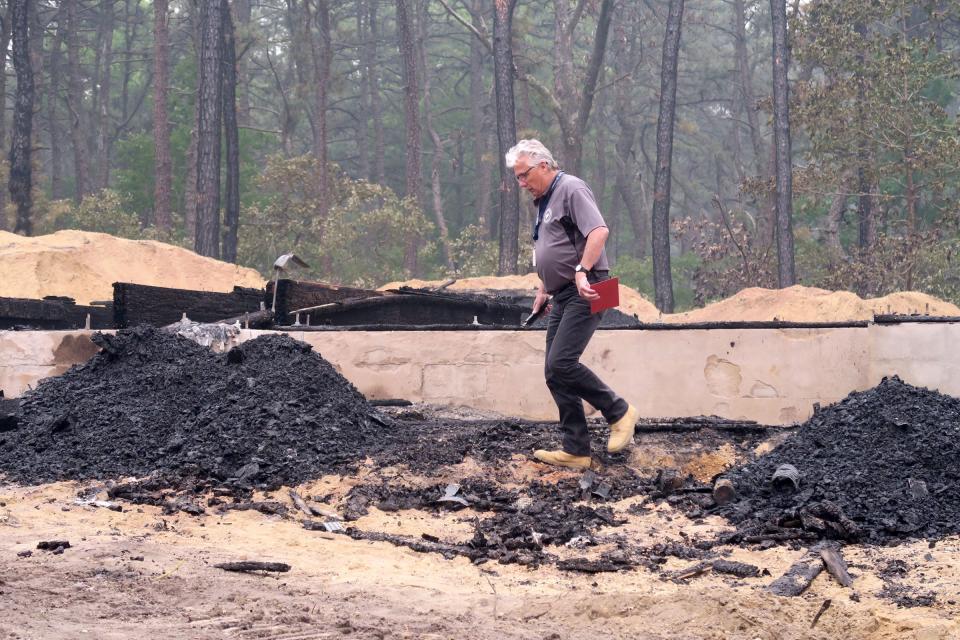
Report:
1,323,957,424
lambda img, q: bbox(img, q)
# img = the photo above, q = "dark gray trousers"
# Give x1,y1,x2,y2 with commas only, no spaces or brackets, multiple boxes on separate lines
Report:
544,282,629,456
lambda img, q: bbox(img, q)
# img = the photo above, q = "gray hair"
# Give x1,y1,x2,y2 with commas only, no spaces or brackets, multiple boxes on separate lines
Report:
504,139,559,169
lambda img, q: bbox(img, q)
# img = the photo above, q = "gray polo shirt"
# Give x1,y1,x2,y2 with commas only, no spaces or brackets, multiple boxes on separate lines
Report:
533,174,609,294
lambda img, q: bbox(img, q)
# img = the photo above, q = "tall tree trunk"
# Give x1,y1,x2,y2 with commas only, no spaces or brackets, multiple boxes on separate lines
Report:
395,0,422,275
233,0,252,125
183,4,202,245
366,0,385,182
0,9,9,230
9,0,33,235
194,0,225,258
417,0,454,271
47,23,65,200
468,0,491,233
65,0,90,203
552,0,576,168
120,0,132,122
770,0,796,287
305,0,331,216
153,0,172,233
651,0,685,313
823,171,853,255
552,0,614,175
221,0,240,263
854,21,874,253
612,7,645,257
572,0,614,174
493,0,520,275
733,0,764,176
355,1,369,178
96,0,115,190
283,0,310,154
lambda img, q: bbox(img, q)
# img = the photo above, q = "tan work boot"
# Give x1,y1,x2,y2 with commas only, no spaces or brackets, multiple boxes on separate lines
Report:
607,404,639,453
533,449,592,469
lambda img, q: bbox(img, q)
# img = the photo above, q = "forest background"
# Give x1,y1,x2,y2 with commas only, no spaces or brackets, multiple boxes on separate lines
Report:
0,0,958,311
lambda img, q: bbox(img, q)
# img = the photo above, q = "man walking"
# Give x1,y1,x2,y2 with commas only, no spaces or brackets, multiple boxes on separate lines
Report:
506,139,639,469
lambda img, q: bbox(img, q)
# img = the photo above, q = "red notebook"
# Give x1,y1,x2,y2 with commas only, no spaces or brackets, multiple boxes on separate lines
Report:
590,277,620,314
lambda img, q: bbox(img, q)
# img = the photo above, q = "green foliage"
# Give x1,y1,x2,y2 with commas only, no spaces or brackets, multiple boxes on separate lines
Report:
793,0,960,230
39,190,142,239
613,253,699,311
114,126,276,232
807,230,960,302
238,154,435,287
449,223,498,277
113,133,156,220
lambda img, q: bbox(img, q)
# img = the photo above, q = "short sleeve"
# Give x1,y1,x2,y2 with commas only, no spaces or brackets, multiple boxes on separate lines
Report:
568,187,607,237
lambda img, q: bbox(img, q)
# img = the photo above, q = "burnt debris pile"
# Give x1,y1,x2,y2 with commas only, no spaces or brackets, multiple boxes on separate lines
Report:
714,376,960,544
0,326,385,488
338,471,654,569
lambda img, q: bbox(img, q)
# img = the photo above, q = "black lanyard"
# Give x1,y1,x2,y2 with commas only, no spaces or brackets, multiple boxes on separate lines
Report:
533,171,564,241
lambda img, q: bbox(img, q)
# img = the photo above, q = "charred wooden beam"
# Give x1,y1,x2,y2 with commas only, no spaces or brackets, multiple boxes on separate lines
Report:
819,546,853,587
342,527,486,561
113,283,264,328
0,296,113,330
767,557,823,596
267,279,383,323
289,288,525,327
214,561,290,573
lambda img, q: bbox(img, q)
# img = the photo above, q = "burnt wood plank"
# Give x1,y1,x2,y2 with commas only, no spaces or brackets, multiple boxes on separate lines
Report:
0,296,113,330
267,278,382,322
113,283,264,328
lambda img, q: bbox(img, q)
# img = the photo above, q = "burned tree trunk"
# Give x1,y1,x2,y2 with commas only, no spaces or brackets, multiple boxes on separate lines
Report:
770,0,796,287
153,0,172,233
233,0,252,125
571,0,614,176
493,0,520,276
9,0,33,235
65,0,89,203
613,6,646,257
221,0,240,263
468,0,492,234
734,0,764,177
418,1,454,272
854,24,874,255
194,0,225,258
395,0,422,275
47,23,65,201
0,9,10,231
96,0,115,190
361,0,385,183
305,0,331,218
651,0,685,313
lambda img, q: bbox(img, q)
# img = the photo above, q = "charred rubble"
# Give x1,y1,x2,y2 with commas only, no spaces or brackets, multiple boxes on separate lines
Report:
0,326,385,488
707,376,960,545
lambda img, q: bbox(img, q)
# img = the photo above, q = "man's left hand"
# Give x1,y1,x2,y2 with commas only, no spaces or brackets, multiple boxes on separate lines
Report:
575,272,598,300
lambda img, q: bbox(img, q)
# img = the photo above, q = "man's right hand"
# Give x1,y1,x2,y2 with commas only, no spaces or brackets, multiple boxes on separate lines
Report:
531,290,550,315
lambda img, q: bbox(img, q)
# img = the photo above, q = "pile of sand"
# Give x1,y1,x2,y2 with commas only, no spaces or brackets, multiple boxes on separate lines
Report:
382,277,960,324
667,285,960,323
0,230,265,305
380,273,662,321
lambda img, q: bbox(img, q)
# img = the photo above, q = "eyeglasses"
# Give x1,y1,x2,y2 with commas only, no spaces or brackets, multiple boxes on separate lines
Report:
515,164,539,183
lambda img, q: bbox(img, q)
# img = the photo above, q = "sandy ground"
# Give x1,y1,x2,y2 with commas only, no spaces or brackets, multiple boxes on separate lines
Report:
667,286,960,324
3,456,958,640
